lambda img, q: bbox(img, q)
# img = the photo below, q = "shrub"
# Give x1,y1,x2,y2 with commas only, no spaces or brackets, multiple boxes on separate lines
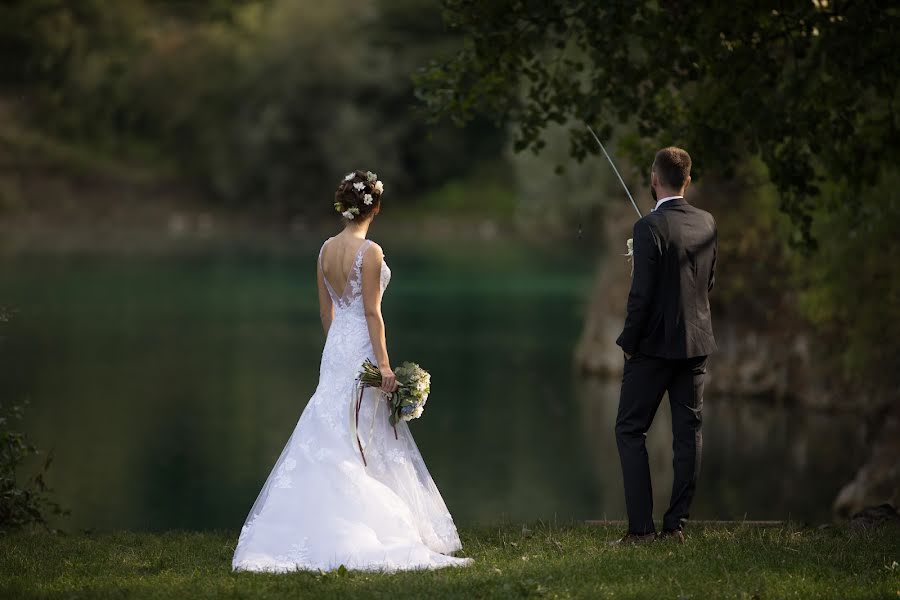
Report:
0,402,68,533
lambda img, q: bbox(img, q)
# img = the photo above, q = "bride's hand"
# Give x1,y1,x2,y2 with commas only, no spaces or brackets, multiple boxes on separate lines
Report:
379,367,398,393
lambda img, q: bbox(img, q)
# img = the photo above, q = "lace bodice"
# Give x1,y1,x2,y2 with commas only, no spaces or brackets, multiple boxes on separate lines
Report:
318,238,391,314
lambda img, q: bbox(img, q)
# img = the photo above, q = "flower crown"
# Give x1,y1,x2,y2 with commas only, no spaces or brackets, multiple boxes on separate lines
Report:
334,171,385,220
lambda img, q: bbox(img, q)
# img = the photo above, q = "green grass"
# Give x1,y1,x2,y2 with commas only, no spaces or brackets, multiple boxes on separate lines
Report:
1,523,897,599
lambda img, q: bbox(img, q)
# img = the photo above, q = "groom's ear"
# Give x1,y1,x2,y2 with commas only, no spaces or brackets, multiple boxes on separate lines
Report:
683,175,692,193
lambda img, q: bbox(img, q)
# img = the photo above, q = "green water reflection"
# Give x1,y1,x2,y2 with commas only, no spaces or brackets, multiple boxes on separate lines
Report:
0,237,863,530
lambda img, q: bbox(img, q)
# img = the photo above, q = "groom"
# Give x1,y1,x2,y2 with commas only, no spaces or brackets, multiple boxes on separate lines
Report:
614,147,717,544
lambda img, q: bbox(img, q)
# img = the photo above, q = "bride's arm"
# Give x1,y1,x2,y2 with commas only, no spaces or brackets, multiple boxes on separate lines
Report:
317,260,334,334
361,244,397,393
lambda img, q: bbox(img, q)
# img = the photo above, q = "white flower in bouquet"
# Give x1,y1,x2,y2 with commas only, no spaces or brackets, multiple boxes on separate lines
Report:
397,397,425,421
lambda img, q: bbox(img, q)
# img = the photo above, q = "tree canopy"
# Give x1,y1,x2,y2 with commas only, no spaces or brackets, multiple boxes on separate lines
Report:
415,0,900,246
0,0,501,216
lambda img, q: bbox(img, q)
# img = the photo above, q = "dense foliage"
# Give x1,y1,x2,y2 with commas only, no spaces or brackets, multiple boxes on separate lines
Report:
415,0,899,248
798,174,900,392
0,0,503,216
0,306,66,532
416,0,900,396
0,400,66,532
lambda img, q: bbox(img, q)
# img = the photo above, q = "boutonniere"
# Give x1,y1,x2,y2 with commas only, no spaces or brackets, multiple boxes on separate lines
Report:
624,238,634,276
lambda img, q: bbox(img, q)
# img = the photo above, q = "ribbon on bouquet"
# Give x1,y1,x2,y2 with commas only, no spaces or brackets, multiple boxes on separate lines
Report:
349,379,399,467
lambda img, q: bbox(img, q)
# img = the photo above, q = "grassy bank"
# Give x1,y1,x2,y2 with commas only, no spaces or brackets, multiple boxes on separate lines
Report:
1,523,897,599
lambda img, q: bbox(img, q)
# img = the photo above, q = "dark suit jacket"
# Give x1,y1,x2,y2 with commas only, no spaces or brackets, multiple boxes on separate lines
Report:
616,197,717,359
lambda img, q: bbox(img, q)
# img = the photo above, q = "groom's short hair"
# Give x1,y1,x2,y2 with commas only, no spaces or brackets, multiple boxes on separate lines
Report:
653,147,692,189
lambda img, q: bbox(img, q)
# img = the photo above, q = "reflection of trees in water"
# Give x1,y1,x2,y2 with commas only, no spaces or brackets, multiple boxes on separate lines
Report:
575,376,866,523
388,287,600,525
12,243,866,528
700,401,865,522
575,377,671,521
6,241,603,530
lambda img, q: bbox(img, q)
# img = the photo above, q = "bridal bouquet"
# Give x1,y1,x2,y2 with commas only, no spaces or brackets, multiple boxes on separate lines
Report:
358,358,430,425
352,359,430,466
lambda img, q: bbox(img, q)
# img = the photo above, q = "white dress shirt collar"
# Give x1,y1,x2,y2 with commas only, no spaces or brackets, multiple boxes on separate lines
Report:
653,195,683,211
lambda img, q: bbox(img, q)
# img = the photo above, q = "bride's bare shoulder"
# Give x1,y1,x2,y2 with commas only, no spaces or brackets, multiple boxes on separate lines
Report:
364,240,384,258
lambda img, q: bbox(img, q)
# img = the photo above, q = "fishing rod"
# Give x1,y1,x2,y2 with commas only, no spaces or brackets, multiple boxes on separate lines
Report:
586,125,643,219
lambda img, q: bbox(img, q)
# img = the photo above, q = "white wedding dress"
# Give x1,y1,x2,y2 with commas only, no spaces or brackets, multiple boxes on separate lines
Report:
232,238,470,573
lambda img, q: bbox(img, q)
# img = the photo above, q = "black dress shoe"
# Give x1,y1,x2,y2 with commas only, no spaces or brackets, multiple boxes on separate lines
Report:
657,529,685,544
611,531,657,545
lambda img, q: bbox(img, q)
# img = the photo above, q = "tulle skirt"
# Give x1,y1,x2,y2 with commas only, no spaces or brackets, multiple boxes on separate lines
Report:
232,350,470,573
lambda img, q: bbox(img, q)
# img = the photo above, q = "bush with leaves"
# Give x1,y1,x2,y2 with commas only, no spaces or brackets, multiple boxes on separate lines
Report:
0,402,67,532
0,305,66,532
415,0,899,249
0,0,503,217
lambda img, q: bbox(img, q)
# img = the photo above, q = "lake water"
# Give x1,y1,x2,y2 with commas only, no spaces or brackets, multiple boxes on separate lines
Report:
0,235,865,531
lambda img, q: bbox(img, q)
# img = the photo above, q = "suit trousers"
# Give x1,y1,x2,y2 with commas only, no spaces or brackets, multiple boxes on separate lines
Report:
615,353,707,534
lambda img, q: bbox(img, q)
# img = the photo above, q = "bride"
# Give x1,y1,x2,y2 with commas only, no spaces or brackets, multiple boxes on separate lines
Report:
232,170,471,573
